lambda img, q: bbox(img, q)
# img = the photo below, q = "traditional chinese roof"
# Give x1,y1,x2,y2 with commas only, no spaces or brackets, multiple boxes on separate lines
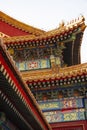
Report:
21,63,87,91
0,11,45,36
0,11,87,130
2,14,86,66
0,38,51,130
22,63,87,81
3,15,86,48
0,11,86,66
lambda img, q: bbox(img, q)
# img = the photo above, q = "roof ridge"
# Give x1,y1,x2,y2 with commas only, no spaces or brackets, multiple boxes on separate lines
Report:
3,17,86,45
0,11,45,36
46,15,85,34
21,63,87,81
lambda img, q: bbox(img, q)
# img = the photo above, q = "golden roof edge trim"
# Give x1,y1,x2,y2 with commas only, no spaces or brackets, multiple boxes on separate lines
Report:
3,16,86,44
21,63,87,81
0,11,45,35
0,38,51,130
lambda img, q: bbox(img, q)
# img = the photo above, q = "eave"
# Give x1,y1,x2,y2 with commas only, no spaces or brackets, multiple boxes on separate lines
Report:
21,63,87,90
3,15,86,49
21,63,87,81
0,11,45,36
0,39,51,130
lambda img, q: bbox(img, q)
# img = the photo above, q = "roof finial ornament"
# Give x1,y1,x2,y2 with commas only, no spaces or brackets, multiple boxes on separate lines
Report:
80,14,85,21
59,20,65,28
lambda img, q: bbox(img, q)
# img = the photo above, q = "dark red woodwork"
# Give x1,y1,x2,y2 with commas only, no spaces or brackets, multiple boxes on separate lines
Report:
0,42,51,130
0,20,29,36
51,120,87,130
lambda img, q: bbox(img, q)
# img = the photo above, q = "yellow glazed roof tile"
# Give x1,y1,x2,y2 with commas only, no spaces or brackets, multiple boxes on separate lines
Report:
3,15,86,45
0,11,45,36
21,63,87,82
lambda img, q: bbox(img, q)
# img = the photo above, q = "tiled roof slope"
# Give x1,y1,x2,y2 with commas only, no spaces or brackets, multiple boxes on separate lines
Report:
0,11,45,36
21,63,87,81
3,15,86,48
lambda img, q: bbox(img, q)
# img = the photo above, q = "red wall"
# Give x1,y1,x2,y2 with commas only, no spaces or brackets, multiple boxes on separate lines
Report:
51,120,87,130
0,20,29,36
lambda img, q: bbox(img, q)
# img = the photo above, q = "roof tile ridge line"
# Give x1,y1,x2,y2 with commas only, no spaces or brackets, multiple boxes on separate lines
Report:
3,35,36,41
0,11,45,34
22,64,85,75
60,63,87,70
47,15,85,33
60,64,87,75
0,38,51,130
0,38,21,79
65,15,85,27
3,32,49,43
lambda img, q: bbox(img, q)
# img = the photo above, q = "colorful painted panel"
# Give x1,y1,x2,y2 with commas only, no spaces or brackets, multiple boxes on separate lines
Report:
16,59,50,71
38,97,84,111
44,108,85,123
84,98,87,119
16,62,26,71
39,101,60,111
26,60,39,70
40,59,50,68
84,98,87,109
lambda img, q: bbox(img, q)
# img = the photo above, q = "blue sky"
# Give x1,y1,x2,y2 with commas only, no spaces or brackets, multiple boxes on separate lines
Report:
0,0,87,63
